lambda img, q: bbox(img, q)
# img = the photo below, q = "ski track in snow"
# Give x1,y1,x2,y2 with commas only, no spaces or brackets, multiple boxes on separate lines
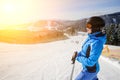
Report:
0,35,120,80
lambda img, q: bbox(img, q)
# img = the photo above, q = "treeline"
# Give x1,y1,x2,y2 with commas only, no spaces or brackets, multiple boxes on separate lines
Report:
105,24,120,46
0,29,67,44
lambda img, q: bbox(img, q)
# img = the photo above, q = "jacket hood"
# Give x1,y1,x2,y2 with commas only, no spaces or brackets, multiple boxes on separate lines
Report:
88,32,106,44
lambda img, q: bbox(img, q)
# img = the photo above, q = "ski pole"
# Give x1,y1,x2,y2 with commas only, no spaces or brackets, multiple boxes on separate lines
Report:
70,33,86,80
70,51,77,80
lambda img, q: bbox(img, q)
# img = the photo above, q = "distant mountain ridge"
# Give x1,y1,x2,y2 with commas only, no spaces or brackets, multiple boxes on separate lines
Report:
101,12,120,26
33,12,120,31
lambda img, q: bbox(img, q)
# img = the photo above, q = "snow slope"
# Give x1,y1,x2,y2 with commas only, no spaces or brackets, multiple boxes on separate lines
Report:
0,35,120,80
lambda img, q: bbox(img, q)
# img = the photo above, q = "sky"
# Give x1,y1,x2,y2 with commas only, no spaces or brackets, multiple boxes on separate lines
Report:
0,0,120,25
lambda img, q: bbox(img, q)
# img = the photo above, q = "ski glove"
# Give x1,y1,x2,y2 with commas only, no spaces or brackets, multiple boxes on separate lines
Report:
71,51,78,64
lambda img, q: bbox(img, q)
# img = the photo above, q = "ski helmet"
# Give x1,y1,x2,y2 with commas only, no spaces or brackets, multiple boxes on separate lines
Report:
86,16,105,33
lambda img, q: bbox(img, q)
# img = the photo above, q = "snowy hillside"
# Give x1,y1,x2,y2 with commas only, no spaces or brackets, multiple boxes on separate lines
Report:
0,35,120,80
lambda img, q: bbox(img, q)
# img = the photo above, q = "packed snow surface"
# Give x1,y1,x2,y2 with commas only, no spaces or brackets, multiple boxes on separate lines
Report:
0,35,120,80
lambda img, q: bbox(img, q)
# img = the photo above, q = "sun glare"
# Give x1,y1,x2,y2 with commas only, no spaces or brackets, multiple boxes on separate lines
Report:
0,0,57,27
3,3,15,13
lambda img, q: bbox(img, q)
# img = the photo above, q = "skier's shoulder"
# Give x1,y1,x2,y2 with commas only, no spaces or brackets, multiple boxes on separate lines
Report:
89,38,100,44
90,39,102,47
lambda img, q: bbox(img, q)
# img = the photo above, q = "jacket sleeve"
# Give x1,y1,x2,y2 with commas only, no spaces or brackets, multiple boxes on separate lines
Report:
76,41,103,67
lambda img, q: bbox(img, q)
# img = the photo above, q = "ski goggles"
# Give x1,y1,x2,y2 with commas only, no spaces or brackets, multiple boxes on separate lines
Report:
86,23,92,29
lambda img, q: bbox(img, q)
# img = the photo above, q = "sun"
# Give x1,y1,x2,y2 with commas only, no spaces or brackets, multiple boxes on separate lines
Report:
3,3,15,13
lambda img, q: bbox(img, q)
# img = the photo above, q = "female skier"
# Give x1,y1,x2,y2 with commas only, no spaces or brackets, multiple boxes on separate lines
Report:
71,16,106,80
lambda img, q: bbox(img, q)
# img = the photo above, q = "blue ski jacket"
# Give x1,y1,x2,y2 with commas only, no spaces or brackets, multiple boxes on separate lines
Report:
76,32,106,73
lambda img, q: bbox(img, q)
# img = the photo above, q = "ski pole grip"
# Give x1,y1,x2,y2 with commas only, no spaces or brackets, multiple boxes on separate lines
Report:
72,51,78,64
